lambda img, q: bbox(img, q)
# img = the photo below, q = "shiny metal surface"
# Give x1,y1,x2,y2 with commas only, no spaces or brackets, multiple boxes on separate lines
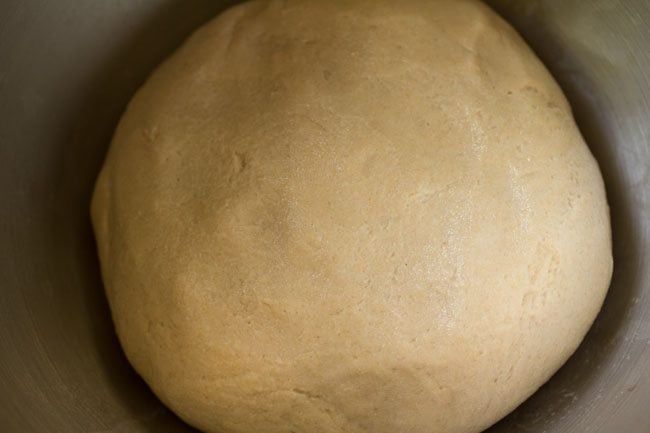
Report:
0,0,648,432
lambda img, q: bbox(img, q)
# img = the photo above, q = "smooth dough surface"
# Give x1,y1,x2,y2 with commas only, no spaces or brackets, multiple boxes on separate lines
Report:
91,1,613,432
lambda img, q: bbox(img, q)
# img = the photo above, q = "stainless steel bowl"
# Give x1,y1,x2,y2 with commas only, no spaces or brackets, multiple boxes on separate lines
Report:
1,1,648,432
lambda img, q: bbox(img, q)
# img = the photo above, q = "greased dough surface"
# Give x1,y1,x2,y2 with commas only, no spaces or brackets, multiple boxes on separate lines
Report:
91,1,613,432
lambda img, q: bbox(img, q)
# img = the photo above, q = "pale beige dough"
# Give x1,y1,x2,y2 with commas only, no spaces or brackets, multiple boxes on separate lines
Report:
91,1,613,432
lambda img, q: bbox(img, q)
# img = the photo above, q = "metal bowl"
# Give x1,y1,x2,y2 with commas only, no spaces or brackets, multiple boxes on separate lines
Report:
1,1,648,432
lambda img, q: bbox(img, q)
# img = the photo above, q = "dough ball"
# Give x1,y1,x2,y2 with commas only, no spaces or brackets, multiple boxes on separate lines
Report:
91,1,612,432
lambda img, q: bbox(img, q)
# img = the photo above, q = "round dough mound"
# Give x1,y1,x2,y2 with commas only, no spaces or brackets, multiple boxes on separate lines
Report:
92,1,613,432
